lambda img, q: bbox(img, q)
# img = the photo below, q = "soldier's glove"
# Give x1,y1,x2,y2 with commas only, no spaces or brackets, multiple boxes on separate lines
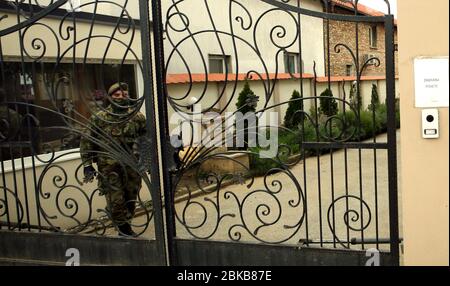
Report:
83,165,97,184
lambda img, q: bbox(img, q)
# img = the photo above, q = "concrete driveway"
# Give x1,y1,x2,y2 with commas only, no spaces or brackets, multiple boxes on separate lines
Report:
132,131,402,253
172,130,402,252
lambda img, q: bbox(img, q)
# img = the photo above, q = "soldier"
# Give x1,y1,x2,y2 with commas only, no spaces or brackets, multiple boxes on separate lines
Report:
79,82,146,237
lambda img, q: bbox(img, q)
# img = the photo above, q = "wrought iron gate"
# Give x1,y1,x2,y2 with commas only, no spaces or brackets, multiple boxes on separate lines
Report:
0,0,167,266
0,0,399,266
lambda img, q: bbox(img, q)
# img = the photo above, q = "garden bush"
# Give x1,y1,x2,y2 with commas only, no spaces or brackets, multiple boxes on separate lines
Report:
319,88,338,117
368,84,380,112
235,81,258,150
248,150,285,177
248,92,401,177
375,103,388,133
278,128,301,155
236,81,257,114
284,90,304,129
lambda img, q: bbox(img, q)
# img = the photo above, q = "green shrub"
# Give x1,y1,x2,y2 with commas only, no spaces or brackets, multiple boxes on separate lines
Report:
248,97,401,177
300,120,318,142
335,111,357,139
375,103,388,133
278,129,301,154
284,90,304,129
319,117,347,141
235,81,258,150
236,81,257,114
319,88,338,117
373,100,400,132
368,84,380,112
358,110,378,139
308,102,319,124
249,127,309,176
248,148,285,177
336,110,378,140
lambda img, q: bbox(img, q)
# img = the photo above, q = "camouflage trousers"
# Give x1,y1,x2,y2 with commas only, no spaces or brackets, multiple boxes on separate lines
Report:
97,162,142,226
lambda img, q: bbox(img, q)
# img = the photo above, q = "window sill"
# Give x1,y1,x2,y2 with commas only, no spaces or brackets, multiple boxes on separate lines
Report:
0,148,81,174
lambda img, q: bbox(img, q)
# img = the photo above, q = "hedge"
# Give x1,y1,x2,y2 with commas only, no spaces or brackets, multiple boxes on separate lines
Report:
249,101,400,176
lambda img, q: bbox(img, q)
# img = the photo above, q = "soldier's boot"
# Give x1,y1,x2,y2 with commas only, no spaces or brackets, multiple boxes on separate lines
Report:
118,223,137,237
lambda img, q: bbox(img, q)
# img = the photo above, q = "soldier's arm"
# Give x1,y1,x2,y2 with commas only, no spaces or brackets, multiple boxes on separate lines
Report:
136,112,147,137
79,115,98,167
133,112,150,172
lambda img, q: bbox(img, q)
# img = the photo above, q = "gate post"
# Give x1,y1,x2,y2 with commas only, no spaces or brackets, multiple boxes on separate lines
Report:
384,14,400,266
138,0,169,266
147,0,179,266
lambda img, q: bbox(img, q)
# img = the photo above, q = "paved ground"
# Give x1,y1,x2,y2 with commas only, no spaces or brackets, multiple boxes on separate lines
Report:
130,131,402,252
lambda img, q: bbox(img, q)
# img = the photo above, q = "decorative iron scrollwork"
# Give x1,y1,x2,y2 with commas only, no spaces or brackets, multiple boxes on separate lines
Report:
0,0,154,237
163,0,387,247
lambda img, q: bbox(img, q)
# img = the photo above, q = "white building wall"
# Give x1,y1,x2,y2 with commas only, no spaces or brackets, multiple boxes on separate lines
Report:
0,12,142,62
166,78,398,135
314,79,399,111
162,0,325,76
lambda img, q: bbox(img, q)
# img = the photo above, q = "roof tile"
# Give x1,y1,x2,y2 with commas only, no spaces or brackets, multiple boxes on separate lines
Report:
331,0,397,25
166,73,398,85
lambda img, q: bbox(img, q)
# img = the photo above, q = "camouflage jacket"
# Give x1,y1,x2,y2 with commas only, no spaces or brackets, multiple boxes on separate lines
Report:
79,106,146,167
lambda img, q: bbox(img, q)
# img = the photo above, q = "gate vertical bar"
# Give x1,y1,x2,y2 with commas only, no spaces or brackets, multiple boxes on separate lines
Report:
384,14,400,265
138,0,167,266
149,0,178,266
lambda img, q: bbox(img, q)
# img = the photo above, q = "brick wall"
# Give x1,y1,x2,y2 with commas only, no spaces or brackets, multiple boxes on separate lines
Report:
324,10,399,76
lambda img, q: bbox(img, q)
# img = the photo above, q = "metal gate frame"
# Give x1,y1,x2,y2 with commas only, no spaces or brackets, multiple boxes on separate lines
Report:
0,0,168,266
0,0,399,266
145,0,400,266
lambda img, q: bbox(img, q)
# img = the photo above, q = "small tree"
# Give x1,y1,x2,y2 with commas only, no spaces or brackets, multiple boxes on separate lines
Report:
368,84,380,112
319,88,338,117
235,81,258,150
236,81,257,114
284,90,304,129
349,82,362,111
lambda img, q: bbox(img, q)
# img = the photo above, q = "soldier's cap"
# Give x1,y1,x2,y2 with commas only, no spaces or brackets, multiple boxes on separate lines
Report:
108,82,129,96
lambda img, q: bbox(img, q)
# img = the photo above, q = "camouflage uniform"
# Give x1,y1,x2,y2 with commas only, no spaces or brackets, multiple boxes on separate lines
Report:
79,84,146,234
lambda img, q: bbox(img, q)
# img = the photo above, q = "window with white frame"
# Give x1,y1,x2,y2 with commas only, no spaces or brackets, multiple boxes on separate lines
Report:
284,52,303,74
208,54,232,74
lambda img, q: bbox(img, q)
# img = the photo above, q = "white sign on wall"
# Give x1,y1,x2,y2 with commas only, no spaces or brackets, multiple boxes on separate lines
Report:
414,57,449,108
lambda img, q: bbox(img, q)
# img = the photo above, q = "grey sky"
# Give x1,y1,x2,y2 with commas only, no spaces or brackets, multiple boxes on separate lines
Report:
358,0,398,17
